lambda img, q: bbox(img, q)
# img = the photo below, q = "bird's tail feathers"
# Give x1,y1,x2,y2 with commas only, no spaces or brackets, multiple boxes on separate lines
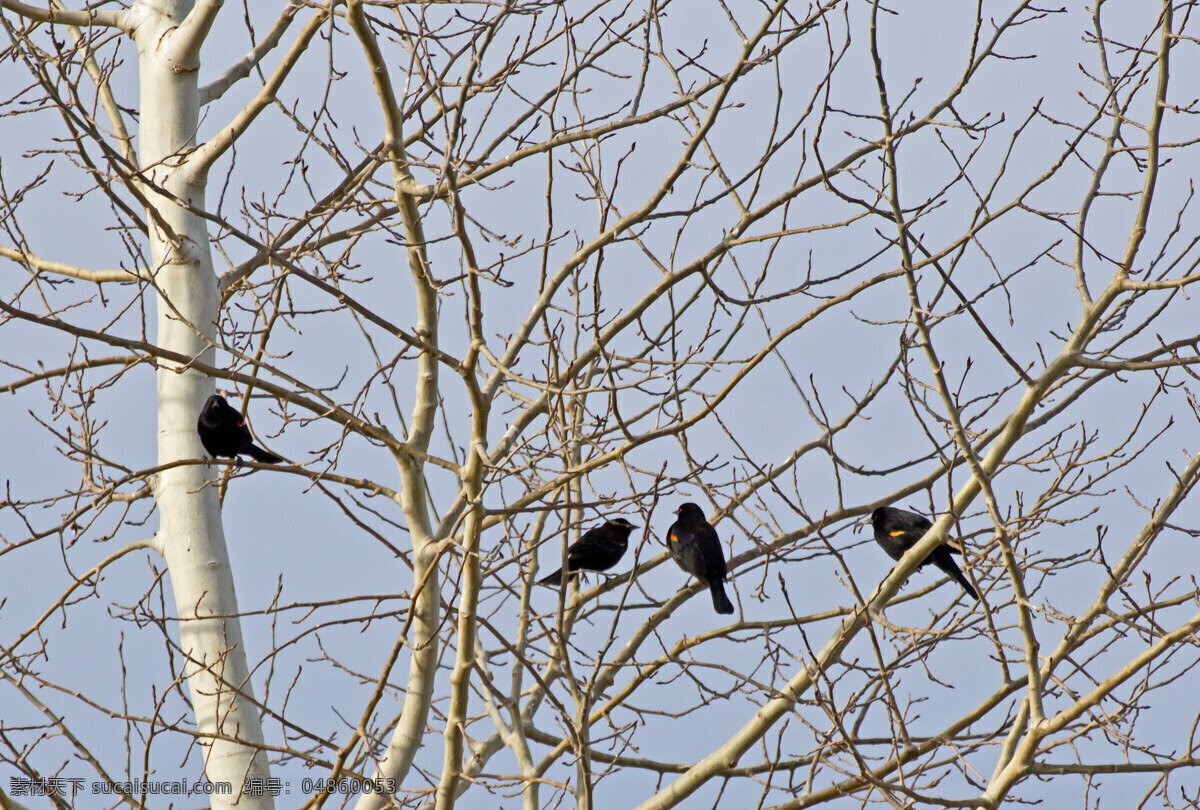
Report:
538,569,564,587
954,572,979,601
247,444,283,464
709,580,735,615
935,556,979,601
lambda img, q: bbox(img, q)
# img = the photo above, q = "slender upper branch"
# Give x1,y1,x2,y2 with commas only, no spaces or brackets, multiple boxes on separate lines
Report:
199,1,305,105
184,6,328,180
161,0,222,71
1,245,148,284
0,0,129,29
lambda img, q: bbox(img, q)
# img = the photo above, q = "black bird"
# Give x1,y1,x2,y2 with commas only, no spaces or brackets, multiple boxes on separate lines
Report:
871,506,978,601
666,502,735,615
197,394,282,464
539,518,637,587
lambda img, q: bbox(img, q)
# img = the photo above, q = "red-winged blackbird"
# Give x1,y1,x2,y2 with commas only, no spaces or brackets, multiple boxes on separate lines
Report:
538,517,637,586
666,502,735,615
871,506,978,601
197,394,282,464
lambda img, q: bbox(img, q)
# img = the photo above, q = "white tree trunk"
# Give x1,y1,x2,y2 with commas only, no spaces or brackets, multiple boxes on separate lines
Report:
133,1,273,805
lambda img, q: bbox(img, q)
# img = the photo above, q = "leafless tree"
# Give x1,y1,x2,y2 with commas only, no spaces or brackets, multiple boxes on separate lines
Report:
2,1,1200,809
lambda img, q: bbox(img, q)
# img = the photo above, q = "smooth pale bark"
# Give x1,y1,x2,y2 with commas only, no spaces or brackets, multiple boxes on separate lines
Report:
133,1,274,806
345,4,444,804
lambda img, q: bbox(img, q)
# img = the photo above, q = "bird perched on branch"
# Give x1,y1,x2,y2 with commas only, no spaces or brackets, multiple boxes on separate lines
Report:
197,393,282,464
539,518,637,586
666,502,735,615
871,506,978,601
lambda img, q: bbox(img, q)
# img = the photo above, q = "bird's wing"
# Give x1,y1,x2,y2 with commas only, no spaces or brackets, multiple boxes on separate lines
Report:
699,524,726,578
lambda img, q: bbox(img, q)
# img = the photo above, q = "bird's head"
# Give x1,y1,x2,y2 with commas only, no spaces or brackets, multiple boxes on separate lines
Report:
675,502,704,520
868,507,888,531
609,517,638,530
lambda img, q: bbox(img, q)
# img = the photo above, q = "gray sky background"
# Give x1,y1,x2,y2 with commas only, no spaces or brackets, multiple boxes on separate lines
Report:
3,1,1200,808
